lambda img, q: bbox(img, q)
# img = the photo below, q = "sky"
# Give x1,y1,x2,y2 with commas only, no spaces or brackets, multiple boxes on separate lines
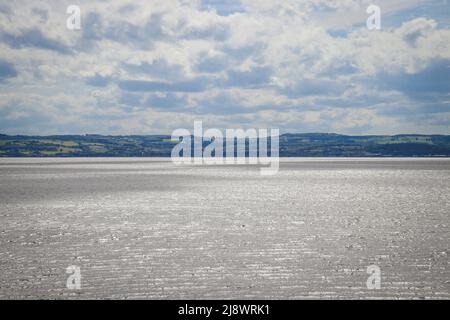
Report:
0,0,449,135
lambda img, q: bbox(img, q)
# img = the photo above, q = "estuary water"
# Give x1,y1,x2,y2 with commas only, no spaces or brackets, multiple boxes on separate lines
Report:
0,158,449,299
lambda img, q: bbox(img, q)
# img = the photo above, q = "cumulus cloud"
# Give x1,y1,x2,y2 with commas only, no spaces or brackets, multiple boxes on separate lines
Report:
0,0,449,135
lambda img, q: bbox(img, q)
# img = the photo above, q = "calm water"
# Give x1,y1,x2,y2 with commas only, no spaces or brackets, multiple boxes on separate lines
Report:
0,158,449,299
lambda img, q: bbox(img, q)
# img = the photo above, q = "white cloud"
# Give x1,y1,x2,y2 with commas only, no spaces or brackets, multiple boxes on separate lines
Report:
0,0,449,135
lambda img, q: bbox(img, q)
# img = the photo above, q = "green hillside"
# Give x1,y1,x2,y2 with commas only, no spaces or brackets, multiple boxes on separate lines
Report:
1,133,449,157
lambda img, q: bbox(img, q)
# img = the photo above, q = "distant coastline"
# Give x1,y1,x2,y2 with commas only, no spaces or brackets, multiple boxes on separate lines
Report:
1,133,450,157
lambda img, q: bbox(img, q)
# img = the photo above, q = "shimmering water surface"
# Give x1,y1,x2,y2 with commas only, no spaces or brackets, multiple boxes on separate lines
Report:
0,158,449,299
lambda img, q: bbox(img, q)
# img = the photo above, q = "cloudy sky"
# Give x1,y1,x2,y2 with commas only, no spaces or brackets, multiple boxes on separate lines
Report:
0,0,449,135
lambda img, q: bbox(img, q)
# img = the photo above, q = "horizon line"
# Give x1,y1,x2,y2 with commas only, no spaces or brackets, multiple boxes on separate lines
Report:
1,132,450,138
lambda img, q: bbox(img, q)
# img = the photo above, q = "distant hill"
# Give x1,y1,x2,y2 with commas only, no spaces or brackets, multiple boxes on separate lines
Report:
1,133,450,157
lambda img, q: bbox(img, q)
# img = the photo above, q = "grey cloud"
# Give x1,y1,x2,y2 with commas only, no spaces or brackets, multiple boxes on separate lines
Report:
282,78,347,98
318,62,358,77
376,60,450,100
82,12,103,41
109,12,167,46
143,12,167,40
223,42,267,62
378,103,450,118
196,54,230,73
199,0,245,16
182,22,230,41
31,7,48,22
85,74,111,87
1,28,72,54
0,3,11,15
397,18,437,47
79,7,227,52
123,59,184,80
0,102,51,130
118,91,188,112
118,78,209,93
0,59,17,81
118,4,138,14
193,92,264,115
145,93,188,111
327,29,349,38
226,67,272,87
108,21,141,41
118,93,143,111
80,11,165,50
